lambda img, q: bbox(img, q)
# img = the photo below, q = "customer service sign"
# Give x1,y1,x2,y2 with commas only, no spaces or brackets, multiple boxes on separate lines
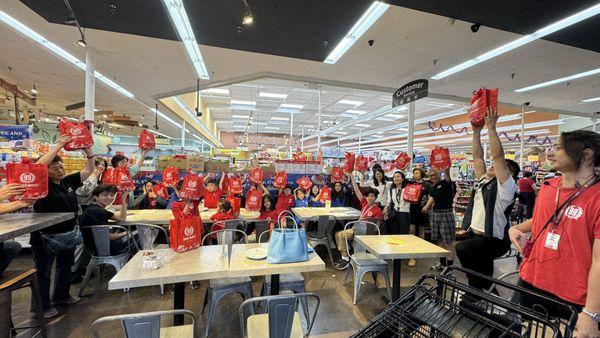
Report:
393,79,428,107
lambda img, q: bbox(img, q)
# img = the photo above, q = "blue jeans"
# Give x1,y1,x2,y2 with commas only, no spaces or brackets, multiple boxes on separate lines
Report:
30,233,75,310
0,241,22,275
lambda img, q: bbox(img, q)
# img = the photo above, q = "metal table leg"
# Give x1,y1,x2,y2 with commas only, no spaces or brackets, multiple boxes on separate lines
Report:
270,274,280,295
173,282,185,325
392,259,401,301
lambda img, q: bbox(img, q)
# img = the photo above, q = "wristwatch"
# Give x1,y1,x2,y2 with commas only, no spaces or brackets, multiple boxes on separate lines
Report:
582,308,600,323
86,154,96,159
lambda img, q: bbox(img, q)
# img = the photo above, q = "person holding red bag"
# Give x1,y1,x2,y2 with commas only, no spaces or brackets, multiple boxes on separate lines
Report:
201,173,225,209
32,135,96,318
382,171,411,236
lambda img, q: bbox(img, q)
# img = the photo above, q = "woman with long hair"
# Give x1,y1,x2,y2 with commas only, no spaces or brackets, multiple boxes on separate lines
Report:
383,171,411,235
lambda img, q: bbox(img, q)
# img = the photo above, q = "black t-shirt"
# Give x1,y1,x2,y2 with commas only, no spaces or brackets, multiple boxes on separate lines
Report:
431,180,454,211
79,203,114,255
33,172,82,234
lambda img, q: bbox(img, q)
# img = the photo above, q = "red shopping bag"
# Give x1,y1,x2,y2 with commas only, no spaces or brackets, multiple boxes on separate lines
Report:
331,167,343,183
250,167,264,185
6,158,48,201
296,176,312,191
273,171,288,189
228,177,243,195
226,195,241,216
355,155,368,171
138,129,156,150
58,119,94,151
320,186,332,202
403,184,423,204
470,87,498,126
430,147,451,170
393,152,411,170
153,182,168,199
114,167,135,191
344,153,355,173
169,214,203,253
245,189,263,211
179,174,204,200
162,166,180,187
383,162,393,172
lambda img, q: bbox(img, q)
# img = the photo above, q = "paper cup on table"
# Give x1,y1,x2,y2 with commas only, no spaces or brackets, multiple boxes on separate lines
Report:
325,200,331,208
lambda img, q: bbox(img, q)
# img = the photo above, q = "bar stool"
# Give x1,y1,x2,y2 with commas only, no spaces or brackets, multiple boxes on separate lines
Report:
0,269,46,338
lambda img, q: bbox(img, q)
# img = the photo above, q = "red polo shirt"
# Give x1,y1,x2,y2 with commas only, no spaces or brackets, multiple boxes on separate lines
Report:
202,189,223,209
519,177,600,305
360,198,382,221
276,193,295,212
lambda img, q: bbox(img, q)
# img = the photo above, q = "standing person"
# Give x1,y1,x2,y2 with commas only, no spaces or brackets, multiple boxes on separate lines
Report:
518,172,538,219
75,158,107,208
383,171,411,235
422,166,455,271
509,130,600,337
334,175,383,270
330,182,348,207
0,184,33,276
408,167,431,267
359,167,388,208
32,135,96,318
455,107,520,292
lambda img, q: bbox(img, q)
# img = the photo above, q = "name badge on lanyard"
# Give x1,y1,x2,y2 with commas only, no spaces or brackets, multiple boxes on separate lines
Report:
544,231,560,251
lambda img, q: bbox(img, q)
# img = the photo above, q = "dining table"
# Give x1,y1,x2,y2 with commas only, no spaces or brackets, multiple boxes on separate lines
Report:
354,234,450,301
122,208,260,226
291,207,362,221
0,212,74,242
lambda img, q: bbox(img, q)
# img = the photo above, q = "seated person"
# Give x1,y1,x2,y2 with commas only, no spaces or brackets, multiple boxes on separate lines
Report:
79,184,134,256
294,188,309,207
330,182,347,207
133,180,168,209
201,174,225,209
334,177,382,270
274,185,295,215
209,200,235,238
308,185,324,207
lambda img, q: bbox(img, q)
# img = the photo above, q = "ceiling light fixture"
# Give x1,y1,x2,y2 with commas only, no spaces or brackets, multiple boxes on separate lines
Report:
514,68,600,92
30,82,38,95
280,103,304,110
162,0,210,79
324,1,390,64
431,3,600,80
148,129,172,139
582,96,600,103
344,109,367,115
241,0,254,25
337,99,364,106
354,123,371,128
232,114,250,119
271,117,289,121
202,88,229,95
76,38,87,47
231,99,256,106
259,92,287,99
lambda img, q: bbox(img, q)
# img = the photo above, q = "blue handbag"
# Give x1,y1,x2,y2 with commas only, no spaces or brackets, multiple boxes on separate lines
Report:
267,216,309,264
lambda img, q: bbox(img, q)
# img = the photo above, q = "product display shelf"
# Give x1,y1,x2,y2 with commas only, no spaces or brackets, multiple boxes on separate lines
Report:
453,180,474,228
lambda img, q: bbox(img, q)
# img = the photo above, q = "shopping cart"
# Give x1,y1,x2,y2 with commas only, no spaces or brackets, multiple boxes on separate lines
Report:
352,266,577,338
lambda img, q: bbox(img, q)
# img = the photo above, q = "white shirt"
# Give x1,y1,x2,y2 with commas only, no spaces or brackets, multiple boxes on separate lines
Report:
389,185,410,213
470,175,518,239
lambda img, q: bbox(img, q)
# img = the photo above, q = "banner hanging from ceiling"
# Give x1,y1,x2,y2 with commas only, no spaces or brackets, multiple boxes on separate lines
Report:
392,79,429,107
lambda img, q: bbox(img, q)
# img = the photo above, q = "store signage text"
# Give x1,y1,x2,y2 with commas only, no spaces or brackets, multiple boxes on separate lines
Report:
393,79,429,107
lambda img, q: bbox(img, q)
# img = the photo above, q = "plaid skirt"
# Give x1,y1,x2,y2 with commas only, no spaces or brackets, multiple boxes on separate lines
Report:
429,209,456,242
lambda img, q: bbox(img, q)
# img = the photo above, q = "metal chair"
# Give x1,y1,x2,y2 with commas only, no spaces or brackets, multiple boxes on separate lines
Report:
0,269,46,338
134,223,170,295
342,220,392,304
78,225,135,297
239,293,320,338
306,215,337,267
200,229,253,338
243,220,270,243
91,309,196,338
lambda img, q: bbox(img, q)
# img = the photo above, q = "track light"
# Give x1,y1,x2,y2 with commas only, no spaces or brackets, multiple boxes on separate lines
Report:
76,38,87,47
242,12,253,25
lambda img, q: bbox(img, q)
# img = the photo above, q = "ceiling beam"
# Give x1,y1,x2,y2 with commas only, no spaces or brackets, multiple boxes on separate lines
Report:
0,77,36,105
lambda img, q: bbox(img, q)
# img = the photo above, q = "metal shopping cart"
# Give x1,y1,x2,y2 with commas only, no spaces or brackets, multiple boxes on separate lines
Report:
352,266,578,338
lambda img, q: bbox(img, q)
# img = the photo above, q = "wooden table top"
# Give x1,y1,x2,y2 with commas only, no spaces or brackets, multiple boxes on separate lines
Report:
122,208,260,225
0,213,74,242
291,207,362,221
355,235,450,260
108,243,325,290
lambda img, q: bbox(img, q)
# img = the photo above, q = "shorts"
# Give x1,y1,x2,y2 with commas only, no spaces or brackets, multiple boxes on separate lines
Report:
429,209,455,242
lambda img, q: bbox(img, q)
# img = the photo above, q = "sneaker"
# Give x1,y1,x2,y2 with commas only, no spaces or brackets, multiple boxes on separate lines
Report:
407,259,416,267
43,307,59,319
52,296,80,305
335,258,350,271
430,262,444,271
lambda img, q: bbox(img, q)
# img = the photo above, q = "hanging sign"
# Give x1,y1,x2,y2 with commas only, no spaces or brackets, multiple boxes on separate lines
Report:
527,155,540,162
0,124,32,148
505,154,516,160
392,79,429,107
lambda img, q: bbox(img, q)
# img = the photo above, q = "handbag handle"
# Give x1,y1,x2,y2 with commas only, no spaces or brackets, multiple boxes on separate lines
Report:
277,215,299,231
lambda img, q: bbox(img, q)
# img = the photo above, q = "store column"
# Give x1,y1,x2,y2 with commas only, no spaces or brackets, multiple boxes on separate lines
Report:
317,90,322,150
85,48,95,127
289,111,294,158
181,120,186,150
592,116,598,132
519,106,525,168
407,102,415,159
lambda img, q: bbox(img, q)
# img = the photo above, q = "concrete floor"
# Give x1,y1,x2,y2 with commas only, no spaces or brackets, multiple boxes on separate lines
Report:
6,247,519,338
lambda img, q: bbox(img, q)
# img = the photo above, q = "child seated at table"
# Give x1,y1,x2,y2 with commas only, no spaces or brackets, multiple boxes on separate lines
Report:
202,174,225,209
294,188,309,207
209,199,234,233
79,184,136,256
308,185,324,207
331,182,347,207
334,177,382,271
274,184,295,215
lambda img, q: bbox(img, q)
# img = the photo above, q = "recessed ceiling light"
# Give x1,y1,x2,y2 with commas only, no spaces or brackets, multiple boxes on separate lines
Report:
324,1,390,64
582,96,600,103
345,109,367,115
384,113,405,119
354,123,371,128
333,131,347,135
202,88,229,95
216,120,232,124
232,114,250,119
371,134,384,138
259,92,287,99
252,122,267,125
515,68,600,92
339,113,361,119
431,3,600,80
280,103,303,109
337,99,364,106
231,99,256,106
271,117,289,121
264,126,279,130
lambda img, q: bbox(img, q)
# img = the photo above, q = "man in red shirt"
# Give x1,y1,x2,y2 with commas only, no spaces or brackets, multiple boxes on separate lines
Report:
518,171,538,219
509,130,600,336
334,176,383,270
201,175,225,209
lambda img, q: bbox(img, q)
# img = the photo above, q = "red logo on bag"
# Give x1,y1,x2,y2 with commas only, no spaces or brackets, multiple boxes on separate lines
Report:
70,127,82,135
19,172,36,183
565,206,583,220
184,226,195,237
250,195,257,202
187,180,197,188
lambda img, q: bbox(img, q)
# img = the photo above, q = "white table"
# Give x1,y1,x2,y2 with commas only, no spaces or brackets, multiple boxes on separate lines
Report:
355,235,450,301
0,213,74,242
122,208,260,225
291,207,362,221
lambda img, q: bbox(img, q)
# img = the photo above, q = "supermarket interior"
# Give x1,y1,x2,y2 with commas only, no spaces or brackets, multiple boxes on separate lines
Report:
0,0,599,337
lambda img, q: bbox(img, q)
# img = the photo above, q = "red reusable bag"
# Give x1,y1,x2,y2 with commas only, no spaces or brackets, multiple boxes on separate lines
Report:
403,184,423,204
273,171,288,189
250,167,264,185
393,152,411,170
138,129,156,150
355,155,369,171
162,166,180,187
58,119,94,151
169,214,203,253
430,147,451,170
470,87,498,126
6,158,48,201
320,186,332,202
296,176,312,191
331,167,343,183
179,175,204,200
114,166,135,191
245,189,263,211
153,182,168,199
229,177,243,195
344,153,355,173
226,195,241,216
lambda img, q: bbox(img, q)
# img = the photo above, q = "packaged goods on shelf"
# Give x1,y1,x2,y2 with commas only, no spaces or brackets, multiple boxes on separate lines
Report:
62,157,87,175
204,159,230,173
171,157,188,170
275,160,321,174
187,156,205,172
157,156,171,170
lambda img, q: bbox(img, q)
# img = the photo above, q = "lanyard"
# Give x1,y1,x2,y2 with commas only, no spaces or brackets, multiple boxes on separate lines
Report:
550,176,597,231
362,204,377,218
